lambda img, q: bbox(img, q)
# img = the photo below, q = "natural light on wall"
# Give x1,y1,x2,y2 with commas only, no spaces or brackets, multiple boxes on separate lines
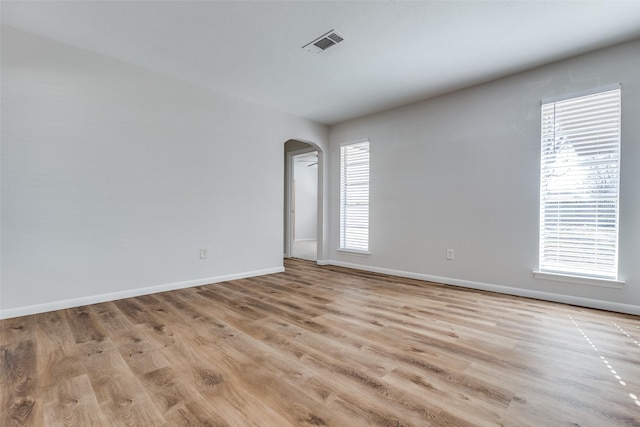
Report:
538,85,621,281
340,140,370,252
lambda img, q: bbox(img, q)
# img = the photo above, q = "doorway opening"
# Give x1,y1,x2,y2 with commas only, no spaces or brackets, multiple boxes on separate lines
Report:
284,140,322,262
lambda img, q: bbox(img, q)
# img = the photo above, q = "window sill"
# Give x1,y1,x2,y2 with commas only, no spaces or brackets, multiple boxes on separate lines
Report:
533,271,625,289
338,248,371,256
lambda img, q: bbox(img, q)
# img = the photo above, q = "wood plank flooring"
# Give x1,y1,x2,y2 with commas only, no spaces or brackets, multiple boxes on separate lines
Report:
2,259,640,426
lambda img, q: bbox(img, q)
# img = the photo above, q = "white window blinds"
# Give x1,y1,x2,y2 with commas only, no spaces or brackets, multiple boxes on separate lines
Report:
340,141,370,252
539,86,621,280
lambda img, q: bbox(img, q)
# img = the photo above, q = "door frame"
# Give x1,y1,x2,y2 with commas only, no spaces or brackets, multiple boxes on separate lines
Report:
285,146,320,259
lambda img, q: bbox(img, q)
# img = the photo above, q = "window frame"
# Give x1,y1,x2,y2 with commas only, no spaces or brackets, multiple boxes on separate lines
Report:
339,139,371,254
534,84,624,288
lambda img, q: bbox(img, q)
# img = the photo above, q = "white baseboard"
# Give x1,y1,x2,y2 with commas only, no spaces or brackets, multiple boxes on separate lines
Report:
322,260,640,316
0,266,284,320
5,261,636,319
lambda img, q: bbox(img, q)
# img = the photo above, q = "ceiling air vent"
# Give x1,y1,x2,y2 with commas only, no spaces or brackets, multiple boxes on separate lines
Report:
302,30,345,54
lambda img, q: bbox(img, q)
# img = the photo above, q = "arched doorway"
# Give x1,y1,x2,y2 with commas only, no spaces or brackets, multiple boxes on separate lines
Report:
284,139,323,262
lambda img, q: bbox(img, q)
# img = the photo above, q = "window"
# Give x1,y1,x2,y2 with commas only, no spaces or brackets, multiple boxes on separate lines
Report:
340,140,370,252
538,85,621,281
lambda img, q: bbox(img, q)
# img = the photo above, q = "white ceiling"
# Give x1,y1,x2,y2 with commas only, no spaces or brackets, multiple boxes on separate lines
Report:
3,1,640,125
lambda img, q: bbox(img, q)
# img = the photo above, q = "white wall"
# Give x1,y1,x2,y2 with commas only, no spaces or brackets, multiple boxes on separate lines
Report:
0,27,328,317
294,155,318,241
328,39,640,314
3,26,638,317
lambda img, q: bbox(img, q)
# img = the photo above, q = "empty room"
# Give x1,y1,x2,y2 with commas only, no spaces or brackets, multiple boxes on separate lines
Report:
2,1,640,426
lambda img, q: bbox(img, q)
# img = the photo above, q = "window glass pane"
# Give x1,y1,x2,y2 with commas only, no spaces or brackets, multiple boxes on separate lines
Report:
340,141,370,251
539,88,620,279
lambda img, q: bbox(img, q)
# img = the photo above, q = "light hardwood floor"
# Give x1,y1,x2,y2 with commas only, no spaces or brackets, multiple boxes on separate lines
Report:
2,259,639,426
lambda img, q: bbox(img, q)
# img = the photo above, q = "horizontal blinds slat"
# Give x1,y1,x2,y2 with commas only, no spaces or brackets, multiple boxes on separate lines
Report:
543,90,619,108
539,88,620,280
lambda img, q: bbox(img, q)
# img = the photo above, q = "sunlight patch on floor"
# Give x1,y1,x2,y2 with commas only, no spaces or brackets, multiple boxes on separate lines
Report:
568,315,639,407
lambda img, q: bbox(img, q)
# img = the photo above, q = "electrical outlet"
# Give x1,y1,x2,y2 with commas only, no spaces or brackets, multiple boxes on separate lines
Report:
446,248,454,260
200,249,207,259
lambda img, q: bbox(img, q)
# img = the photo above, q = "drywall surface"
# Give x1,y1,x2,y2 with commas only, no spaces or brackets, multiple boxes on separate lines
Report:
294,156,318,241
1,27,328,316
329,39,640,312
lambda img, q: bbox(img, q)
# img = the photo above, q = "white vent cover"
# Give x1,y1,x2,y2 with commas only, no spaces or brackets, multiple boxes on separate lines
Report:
302,30,345,53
